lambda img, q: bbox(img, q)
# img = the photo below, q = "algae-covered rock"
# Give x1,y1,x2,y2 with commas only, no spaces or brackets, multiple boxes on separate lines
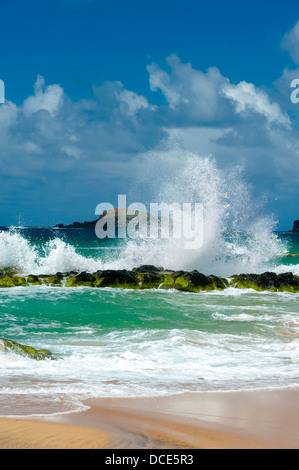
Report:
209,275,229,290
159,270,226,293
277,272,299,292
38,273,64,286
66,269,140,289
94,269,140,289
132,266,166,289
0,272,28,287
0,338,55,360
27,274,41,285
229,272,299,292
230,273,271,291
66,271,96,287
0,266,298,293
135,271,165,289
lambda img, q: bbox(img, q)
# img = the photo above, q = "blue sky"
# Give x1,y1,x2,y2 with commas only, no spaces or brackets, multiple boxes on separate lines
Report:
0,0,299,229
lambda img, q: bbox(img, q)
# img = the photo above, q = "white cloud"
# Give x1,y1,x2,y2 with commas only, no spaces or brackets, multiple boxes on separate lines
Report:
61,145,82,159
222,81,290,127
23,141,42,154
117,88,156,116
0,100,18,131
147,61,181,108
282,21,299,65
23,75,64,117
147,55,232,123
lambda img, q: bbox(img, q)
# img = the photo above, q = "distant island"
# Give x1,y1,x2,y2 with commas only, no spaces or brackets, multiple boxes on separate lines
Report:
55,209,121,229
54,209,159,230
291,220,299,232
55,219,99,229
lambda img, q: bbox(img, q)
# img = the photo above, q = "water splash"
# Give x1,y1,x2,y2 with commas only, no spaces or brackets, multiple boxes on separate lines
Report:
116,148,288,276
0,231,105,275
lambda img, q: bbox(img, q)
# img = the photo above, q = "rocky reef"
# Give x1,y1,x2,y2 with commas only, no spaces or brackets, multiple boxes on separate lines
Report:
0,265,298,293
0,337,55,360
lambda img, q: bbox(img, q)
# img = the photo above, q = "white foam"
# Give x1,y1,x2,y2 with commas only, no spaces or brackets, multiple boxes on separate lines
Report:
109,150,289,276
0,231,105,275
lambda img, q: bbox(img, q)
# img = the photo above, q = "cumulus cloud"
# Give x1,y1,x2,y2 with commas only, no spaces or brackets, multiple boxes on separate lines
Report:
0,100,18,131
0,75,161,207
282,21,299,65
147,55,232,124
23,75,64,117
117,87,156,117
222,80,290,127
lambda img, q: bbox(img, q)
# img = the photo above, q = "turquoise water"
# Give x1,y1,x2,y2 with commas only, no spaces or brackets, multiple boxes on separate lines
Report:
0,228,299,417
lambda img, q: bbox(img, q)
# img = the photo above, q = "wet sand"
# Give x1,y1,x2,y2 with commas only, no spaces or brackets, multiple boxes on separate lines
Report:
0,417,112,449
1,388,299,449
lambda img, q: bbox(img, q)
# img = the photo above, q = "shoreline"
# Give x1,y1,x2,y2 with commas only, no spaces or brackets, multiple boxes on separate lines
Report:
2,388,299,449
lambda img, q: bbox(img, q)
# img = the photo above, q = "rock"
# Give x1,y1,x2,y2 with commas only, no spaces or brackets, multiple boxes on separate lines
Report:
66,271,96,287
291,220,299,232
0,267,297,293
229,271,299,292
132,265,165,273
160,270,228,292
135,271,165,289
277,272,299,292
0,272,28,287
230,273,274,291
171,270,212,292
131,265,166,289
27,274,41,285
209,275,230,290
38,274,63,286
0,338,55,360
94,269,139,289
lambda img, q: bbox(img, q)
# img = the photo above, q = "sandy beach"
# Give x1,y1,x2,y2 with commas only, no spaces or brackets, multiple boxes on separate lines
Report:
1,388,299,449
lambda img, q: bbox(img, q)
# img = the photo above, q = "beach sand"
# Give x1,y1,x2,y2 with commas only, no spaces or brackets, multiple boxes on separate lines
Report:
1,388,299,449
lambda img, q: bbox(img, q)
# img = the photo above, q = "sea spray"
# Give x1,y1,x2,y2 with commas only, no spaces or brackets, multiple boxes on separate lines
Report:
0,230,38,273
0,230,105,275
118,148,288,276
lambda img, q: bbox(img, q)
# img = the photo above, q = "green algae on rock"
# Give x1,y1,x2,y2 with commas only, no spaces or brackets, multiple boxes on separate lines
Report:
0,272,29,287
229,271,299,292
161,270,228,292
0,266,298,293
0,338,55,360
38,273,64,286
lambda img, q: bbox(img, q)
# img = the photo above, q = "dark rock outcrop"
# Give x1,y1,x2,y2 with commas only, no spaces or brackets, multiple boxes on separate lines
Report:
0,267,298,293
230,271,299,292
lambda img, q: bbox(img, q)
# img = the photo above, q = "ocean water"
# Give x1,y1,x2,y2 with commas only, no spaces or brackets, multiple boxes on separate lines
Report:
0,152,298,417
0,227,298,417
